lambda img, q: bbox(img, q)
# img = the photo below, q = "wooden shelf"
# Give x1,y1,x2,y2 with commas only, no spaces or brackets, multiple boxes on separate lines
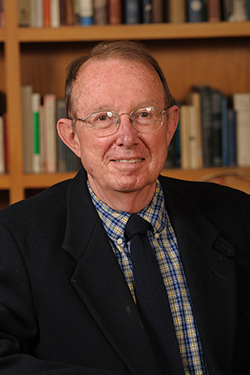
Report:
0,28,4,42
18,21,250,43
23,172,77,188
0,174,10,189
161,167,250,181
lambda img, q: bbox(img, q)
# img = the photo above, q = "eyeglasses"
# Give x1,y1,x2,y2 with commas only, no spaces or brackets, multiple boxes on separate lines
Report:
70,106,167,138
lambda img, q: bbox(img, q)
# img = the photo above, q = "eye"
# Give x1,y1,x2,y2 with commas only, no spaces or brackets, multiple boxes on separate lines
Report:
139,111,150,118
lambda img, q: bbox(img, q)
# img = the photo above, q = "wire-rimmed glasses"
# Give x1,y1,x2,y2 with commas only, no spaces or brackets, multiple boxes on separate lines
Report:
70,106,168,138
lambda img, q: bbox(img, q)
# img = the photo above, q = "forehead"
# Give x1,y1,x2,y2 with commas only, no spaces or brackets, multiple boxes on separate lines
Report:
72,57,165,110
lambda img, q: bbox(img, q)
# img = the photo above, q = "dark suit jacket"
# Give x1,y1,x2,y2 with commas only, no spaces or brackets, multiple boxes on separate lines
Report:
0,168,249,375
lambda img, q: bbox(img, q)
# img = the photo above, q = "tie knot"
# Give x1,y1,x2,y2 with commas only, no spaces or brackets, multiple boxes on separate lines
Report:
125,214,152,240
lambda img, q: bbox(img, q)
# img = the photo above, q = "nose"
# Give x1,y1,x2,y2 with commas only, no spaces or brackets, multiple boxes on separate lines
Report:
115,113,138,147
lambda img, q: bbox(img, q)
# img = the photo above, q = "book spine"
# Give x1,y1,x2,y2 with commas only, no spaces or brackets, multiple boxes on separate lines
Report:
247,0,250,19
50,0,60,27
198,86,213,167
109,0,122,24
79,0,94,25
35,0,44,27
21,85,33,173
32,93,41,173
221,96,228,166
227,108,237,167
44,94,57,173
65,0,75,25
142,0,153,23
207,0,222,21
124,0,140,24
152,0,164,23
167,0,186,23
43,0,51,26
180,105,191,169
18,0,31,26
233,93,250,167
186,0,204,22
94,0,108,24
211,89,222,166
229,0,247,21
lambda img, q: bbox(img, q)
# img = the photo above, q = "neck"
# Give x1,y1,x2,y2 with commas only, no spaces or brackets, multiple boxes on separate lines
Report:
88,180,156,214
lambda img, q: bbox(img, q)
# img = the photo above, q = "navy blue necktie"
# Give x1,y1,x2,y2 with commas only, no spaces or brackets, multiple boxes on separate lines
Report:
125,214,185,375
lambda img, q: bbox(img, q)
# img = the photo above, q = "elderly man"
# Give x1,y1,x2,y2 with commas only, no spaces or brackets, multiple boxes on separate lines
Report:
0,41,249,375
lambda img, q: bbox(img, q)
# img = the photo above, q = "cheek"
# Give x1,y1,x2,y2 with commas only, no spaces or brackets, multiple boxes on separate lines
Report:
77,136,109,170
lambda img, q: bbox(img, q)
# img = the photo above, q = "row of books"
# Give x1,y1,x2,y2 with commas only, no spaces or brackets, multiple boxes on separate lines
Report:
18,0,250,28
21,85,81,173
165,89,250,170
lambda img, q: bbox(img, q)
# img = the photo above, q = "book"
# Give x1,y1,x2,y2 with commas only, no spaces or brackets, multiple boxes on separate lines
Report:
229,0,247,21
43,94,57,173
142,0,153,23
74,0,81,24
207,0,222,21
124,0,140,24
210,89,222,167
94,0,108,24
186,91,203,168
79,0,94,25
166,0,185,23
50,0,60,27
43,0,51,26
186,0,205,22
180,104,200,169
109,0,122,24
233,93,250,167
192,85,213,167
221,0,234,20
247,0,250,19
65,0,75,25
56,99,67,172
152,0,164,23
32,93,41,173
227,108,237,166
21,85,33,173
30,0,43,27
18,0,30,26
221,96,228,166
59,0,67,25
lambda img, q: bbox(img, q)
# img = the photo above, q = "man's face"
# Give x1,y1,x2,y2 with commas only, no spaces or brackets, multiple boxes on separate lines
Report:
70,57,178,208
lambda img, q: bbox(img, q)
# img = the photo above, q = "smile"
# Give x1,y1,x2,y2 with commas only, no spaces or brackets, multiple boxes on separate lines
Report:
114,159,144,164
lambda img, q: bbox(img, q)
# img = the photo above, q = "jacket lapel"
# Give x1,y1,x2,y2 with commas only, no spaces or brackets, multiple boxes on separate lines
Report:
61,169,161,375
160,176,237,375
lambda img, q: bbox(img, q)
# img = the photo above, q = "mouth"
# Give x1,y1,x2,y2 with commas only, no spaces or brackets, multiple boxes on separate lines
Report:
113,158,144,164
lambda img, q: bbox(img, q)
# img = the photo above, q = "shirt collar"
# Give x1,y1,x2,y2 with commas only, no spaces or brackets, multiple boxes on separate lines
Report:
88,180,167,243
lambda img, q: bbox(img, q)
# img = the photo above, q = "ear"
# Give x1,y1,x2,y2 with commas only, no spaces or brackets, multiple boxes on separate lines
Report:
166,105,179,146
57,118,81,158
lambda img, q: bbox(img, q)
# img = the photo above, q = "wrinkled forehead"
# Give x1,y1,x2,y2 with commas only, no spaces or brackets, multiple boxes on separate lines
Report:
71,57,165,112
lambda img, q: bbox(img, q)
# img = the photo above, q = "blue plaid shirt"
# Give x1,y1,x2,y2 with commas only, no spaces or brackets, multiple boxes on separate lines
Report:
88,180,208,374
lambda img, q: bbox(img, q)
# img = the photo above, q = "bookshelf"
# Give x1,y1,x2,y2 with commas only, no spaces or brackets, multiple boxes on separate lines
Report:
0,0,250,208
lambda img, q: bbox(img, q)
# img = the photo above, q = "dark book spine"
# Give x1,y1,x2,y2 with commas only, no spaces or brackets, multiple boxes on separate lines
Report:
186,0,204,22
211,89,222,167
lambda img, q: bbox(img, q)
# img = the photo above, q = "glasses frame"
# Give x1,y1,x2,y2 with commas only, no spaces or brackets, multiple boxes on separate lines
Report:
69,106,169,138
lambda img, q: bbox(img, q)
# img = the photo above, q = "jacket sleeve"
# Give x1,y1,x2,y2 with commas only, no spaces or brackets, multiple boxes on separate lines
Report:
0,221,119,375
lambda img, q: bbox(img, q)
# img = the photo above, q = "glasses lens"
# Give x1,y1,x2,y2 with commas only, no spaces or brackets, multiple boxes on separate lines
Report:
131,107,163,132
87,111,118,137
